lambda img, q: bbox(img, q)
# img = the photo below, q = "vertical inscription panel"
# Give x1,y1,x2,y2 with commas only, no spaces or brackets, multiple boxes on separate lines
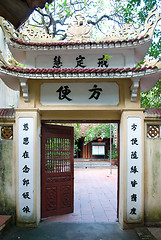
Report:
18,118,34,220
126,117,143,222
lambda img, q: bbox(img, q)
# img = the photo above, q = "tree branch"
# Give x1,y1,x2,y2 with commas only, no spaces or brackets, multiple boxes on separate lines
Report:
35,8,50,20
87,14,120,25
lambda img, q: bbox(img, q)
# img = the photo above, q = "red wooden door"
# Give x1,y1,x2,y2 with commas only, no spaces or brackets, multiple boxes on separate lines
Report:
41,124,74,218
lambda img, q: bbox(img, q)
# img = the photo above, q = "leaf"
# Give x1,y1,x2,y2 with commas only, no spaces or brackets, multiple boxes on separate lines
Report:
104,55,112,61
45,3,49,9
63,0,67,7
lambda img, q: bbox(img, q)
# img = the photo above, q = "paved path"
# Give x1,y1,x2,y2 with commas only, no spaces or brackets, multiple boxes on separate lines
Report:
1,168,161,240
44,168,117,223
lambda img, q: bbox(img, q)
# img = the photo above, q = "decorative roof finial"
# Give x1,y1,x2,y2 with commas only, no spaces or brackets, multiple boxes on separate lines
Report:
66,14,91,41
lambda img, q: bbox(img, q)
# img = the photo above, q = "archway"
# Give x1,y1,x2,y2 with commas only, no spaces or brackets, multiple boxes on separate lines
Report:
41,120,119,223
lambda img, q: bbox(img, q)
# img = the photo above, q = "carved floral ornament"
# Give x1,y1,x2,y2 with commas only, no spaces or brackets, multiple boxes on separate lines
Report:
105,5,161,40
66,14,91,41
0,5,160,43
0,50,20,68
142,57,161,69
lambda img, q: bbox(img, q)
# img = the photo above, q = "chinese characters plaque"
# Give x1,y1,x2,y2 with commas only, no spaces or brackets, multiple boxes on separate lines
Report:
18,118,34,219
40,82,119,106
126,117,143,222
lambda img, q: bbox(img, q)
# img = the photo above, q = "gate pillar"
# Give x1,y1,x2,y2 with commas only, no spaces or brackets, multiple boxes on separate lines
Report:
119,110,144,228
15,109,41,226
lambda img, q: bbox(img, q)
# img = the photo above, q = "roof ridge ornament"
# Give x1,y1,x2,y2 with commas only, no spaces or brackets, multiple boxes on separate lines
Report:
0,16,54,43
142,56,160,68
0,5,160,43
20,25,53,43
144,5,161,37
0,17,23,40
0,50,21,68
104,5,161,41
66,14,91,41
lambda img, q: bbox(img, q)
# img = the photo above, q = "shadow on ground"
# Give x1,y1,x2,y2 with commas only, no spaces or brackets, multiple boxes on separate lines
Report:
1,222,140,240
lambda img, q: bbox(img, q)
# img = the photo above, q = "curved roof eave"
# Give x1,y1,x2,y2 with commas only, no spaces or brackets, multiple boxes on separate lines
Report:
7,35,151,52
134,39,152,63
0,65,159,81
0,72,20,91
140,71,161,92
7,35,152,64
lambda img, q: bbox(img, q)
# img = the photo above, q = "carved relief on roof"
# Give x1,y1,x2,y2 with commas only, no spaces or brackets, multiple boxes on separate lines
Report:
144,5,161,37
142,56,160,68
105,5,161,41
20,25,53,42
0,50,23,68
0,17,23,40
0,5,160,44
66,15,91,41
0,16,53,43
140,56,161,70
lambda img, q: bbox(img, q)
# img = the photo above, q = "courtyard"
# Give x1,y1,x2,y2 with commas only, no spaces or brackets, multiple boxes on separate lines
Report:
43,168,117,223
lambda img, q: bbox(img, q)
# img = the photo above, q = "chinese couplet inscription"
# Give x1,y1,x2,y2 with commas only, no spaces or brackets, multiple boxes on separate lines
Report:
126,117,143,222
18,118,34,219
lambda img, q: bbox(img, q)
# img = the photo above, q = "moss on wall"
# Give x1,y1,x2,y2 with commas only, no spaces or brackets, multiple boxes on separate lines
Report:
144,137,161,224
0,140,16,215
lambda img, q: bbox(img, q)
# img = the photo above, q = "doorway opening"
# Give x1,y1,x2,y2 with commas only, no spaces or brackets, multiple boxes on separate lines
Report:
41,121,119,223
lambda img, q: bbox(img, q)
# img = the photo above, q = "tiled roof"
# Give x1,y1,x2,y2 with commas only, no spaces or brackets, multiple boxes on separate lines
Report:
1,65,157,74
0,108,15,119
9,35,150,50
144,108,161,116
0,65,158,80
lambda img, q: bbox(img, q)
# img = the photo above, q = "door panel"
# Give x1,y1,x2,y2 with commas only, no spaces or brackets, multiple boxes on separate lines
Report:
41,124,74,218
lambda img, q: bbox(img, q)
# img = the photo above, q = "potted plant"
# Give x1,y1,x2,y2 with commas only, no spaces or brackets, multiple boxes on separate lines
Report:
107,143,118,165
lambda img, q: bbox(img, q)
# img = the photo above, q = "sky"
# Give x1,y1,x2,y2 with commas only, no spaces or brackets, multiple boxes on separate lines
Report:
24,0,161,42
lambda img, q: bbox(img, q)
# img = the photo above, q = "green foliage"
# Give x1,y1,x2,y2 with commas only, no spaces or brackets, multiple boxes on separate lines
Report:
140,79,161,108
114,0,158,25
84,124,114,145
107,143,118,160
104,55,112,61
113,0,161,107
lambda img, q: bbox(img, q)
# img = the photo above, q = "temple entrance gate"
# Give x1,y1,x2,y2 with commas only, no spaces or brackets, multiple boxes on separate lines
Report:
41,124,74,218
41,121,119,220
0,7,161,228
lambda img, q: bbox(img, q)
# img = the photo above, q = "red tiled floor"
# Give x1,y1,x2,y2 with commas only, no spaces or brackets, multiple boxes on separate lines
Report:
0,215,11,228
46,168,117,223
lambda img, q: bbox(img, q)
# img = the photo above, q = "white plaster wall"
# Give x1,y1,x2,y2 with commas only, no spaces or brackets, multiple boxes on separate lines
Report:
0,79,19,108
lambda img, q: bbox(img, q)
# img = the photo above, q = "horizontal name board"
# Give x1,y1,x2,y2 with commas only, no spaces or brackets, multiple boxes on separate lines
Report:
40,82,119,106
35,53,124,69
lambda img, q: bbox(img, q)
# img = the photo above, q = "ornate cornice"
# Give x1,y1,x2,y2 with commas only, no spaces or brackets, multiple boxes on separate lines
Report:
0,65,158,80
0,65,160,103
9,35,151,51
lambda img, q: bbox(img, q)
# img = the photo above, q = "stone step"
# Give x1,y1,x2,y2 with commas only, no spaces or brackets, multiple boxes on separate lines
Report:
0,215,12,235
74,160,116,168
